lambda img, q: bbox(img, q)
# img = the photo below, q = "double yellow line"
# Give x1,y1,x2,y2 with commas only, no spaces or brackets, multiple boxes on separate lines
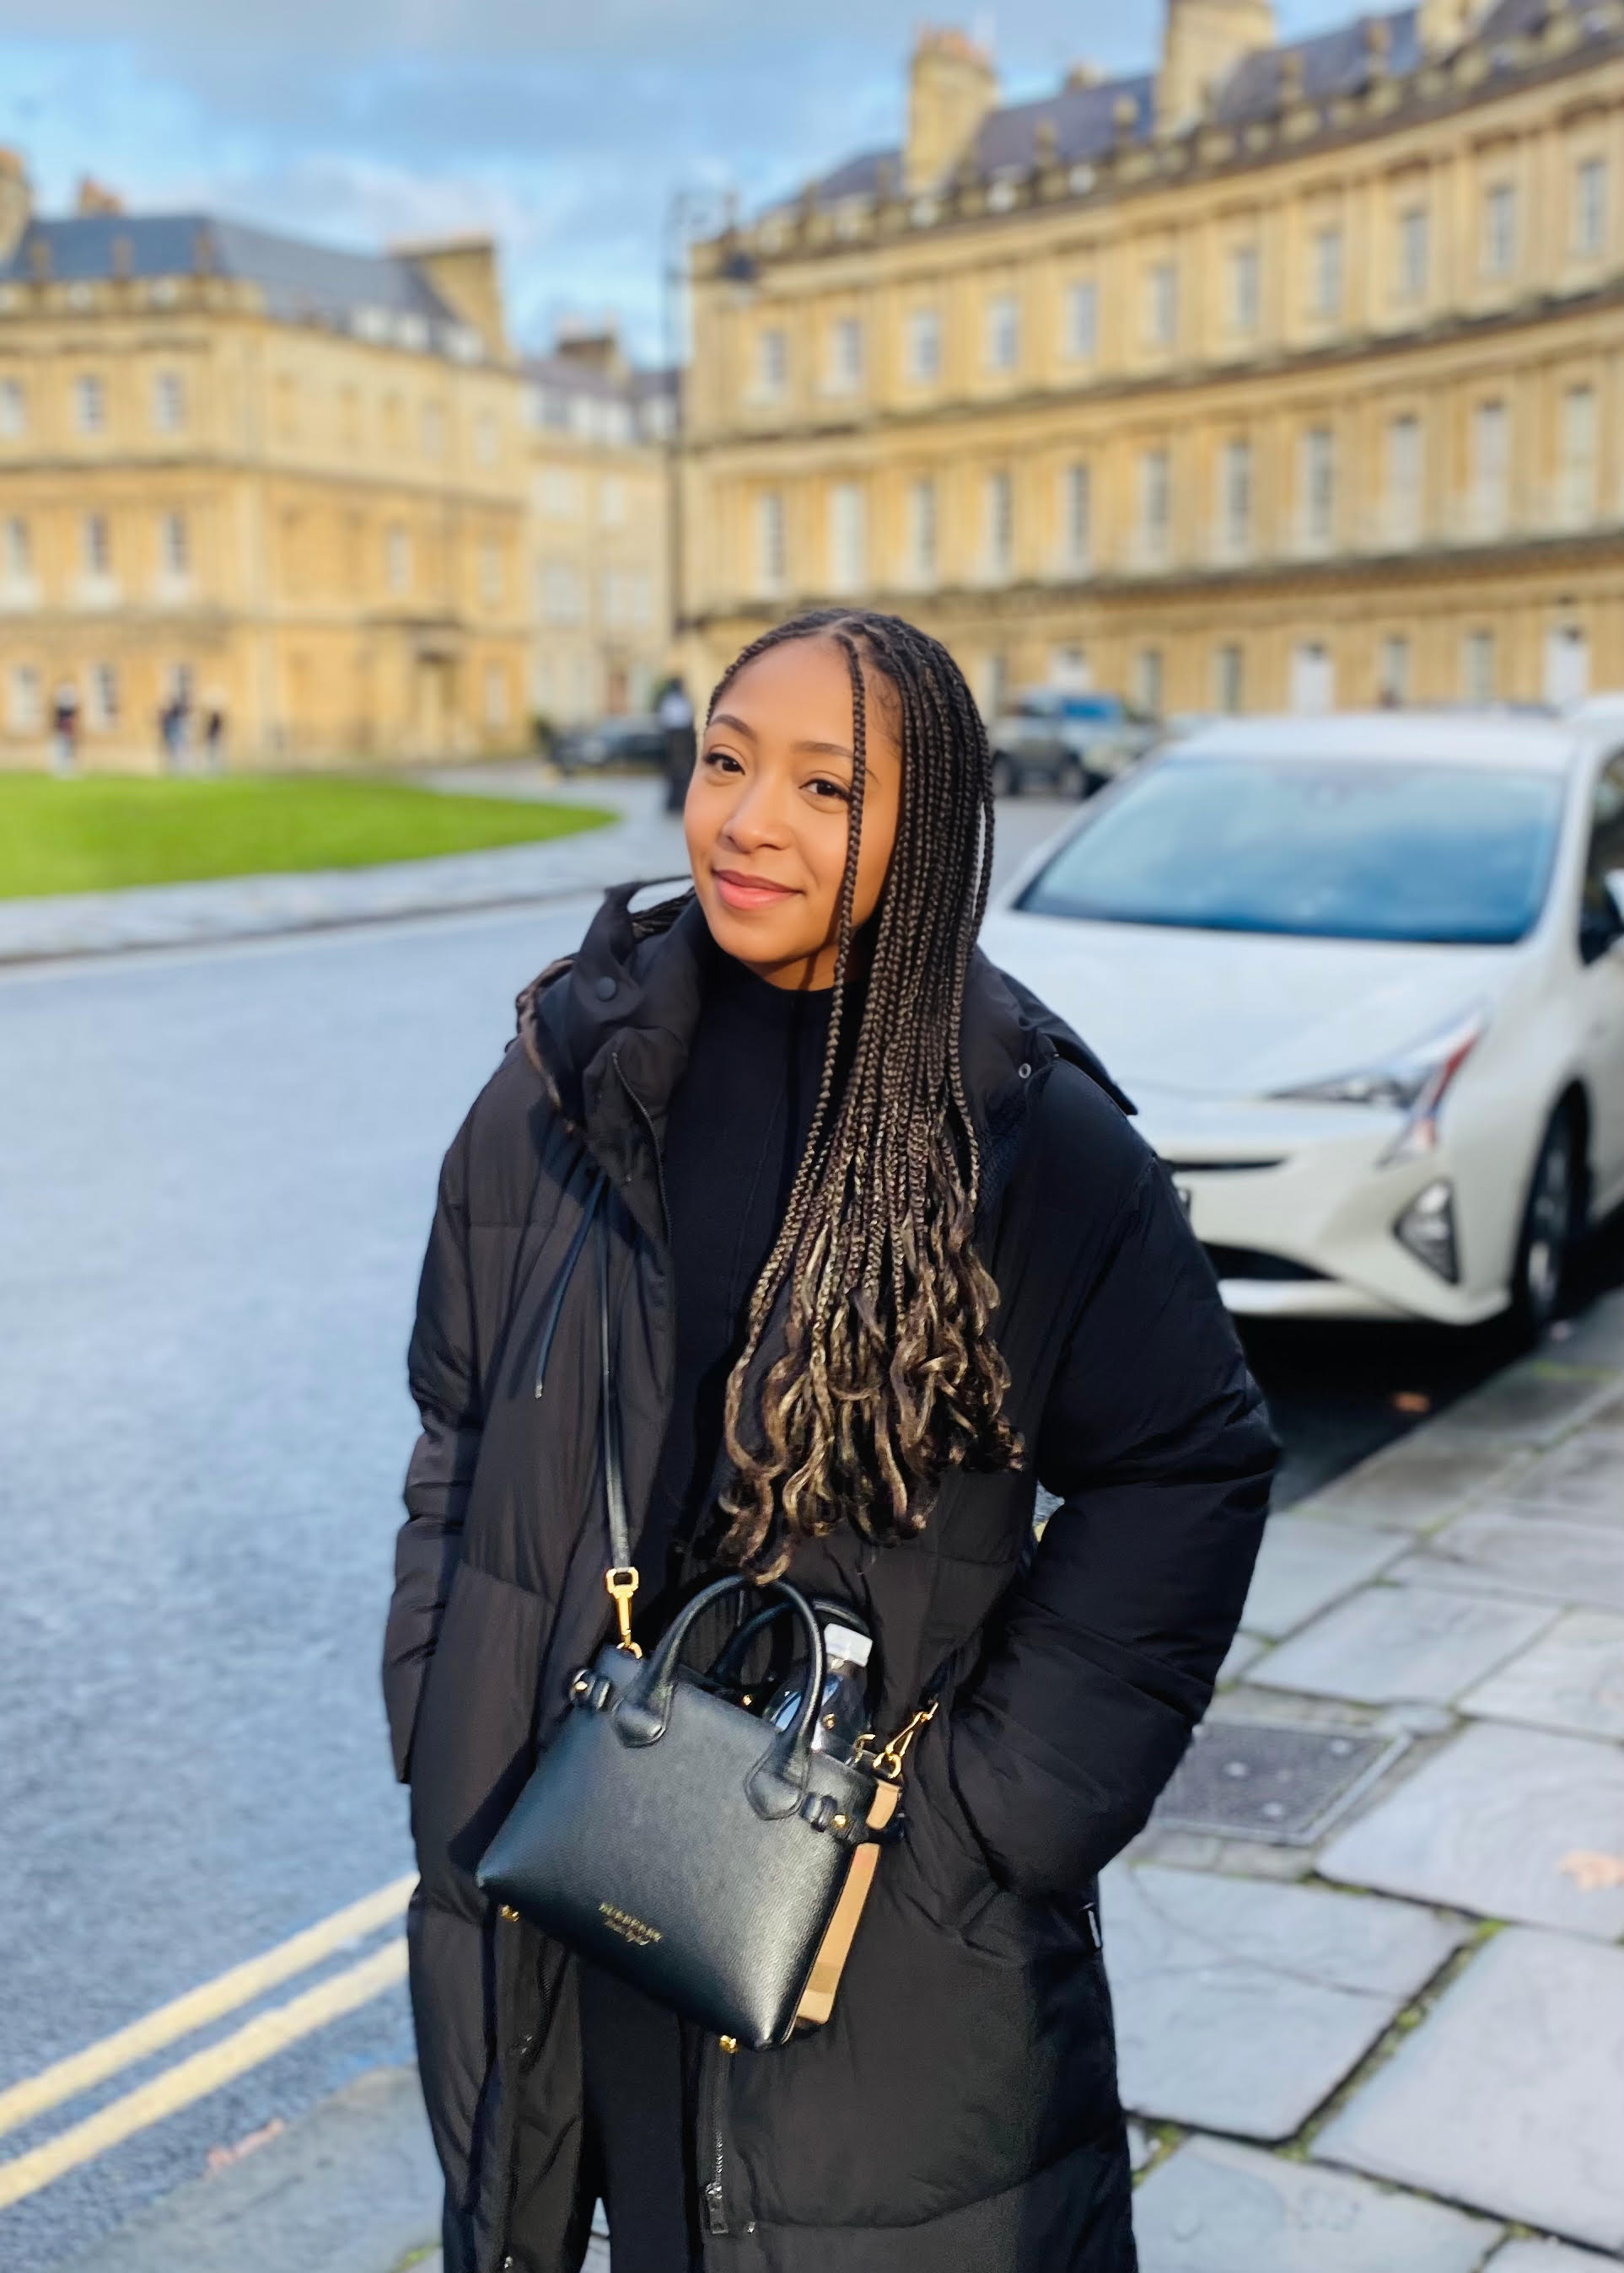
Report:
0,1874,415,2211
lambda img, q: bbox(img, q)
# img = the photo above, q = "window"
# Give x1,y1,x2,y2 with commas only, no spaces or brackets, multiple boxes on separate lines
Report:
159,510,189,578
1397,206,1429,303
1219,438,1252,557
83,513,111,577
480,540,503,606
907,476,937,585
1145,261,1176,347
1213,644,1244,714
1379,633,1411,705
985,293,1019,373
827,316,863,394
1578,754,1624,961
1545,622,1589,707
385,524,411,594
1290,640,1336,714
1575,156,1607,258
541,560,584,624
541,467,580,519
7,663,40,731
1560,385,1597,525
1301,426,1336,548
3,515,29,583
827,481,865,593
75,373,106,433
756,491,786,594
0,377,24,438
1138,448,1170,562
984,470,1014,578
1386,414,1422,545
1060,462,1091,572
1229,244,1260,336
600,476,627,530
421,402,446,459
758,326,788,398
475,411,499,466
1133,647,1164,717
1051,643,1089,690
89,662,119,728
1483,182,1517,278
152,370,186,433
484,665,509,729
979,652,1008,721
1462,628,1496,703
906,309,941,384
1471,400,1509,533
1063,280,1098,363
1312,226,1343,319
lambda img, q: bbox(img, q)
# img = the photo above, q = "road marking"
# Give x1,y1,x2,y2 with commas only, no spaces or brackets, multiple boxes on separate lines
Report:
0,1937,409,2211
0,1873,413,2143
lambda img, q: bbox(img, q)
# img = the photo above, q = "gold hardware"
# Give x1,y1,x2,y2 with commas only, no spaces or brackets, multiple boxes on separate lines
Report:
499,1905,520,1923
873,1700,938,1783
605,1565,642,1657
718,2034,738,2054
831,1813,848,1830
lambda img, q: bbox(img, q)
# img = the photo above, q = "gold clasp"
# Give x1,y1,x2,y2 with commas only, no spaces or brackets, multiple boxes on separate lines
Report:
605,1566,642,1657
870,1700,938,1784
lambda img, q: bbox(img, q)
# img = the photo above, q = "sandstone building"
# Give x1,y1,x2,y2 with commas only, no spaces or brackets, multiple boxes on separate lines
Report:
682,0,1624,717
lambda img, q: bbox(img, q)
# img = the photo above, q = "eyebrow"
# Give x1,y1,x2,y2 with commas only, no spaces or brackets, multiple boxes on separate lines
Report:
707,712,856,765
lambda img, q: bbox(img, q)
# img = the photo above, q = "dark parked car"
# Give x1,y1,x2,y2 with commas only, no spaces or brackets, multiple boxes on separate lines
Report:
552,714,667,776
988,690,1157,798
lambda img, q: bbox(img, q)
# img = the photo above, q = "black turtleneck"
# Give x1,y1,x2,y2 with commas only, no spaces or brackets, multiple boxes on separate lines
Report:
641,939,835,1591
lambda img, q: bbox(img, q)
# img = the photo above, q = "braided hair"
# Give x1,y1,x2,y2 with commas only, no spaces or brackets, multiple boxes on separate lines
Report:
705,608,1022,1578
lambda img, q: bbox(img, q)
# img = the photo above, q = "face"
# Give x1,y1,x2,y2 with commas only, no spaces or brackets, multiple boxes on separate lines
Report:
686,636,902,990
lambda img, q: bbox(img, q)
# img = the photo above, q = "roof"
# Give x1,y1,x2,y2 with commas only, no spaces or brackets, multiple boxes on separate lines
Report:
524,349,677,406
0,212,481,352
1169,711,1584,774
1212,9,1420,124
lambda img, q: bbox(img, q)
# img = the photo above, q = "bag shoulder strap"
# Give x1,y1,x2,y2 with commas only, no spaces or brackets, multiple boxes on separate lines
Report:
595,1201,640,1654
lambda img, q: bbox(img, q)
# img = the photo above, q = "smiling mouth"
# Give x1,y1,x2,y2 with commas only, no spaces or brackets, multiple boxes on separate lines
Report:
713,868,799,909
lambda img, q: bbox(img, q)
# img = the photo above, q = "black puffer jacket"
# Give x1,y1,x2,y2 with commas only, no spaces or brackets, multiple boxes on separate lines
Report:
384,888,1275,2273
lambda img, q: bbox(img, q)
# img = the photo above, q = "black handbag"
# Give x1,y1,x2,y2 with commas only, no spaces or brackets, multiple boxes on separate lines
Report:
476,1206,929,2050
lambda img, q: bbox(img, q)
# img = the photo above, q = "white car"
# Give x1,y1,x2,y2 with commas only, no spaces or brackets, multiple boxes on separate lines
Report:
981,712,1624,1328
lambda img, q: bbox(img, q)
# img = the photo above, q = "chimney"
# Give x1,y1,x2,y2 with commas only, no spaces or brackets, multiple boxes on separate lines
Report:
1417,0,1481,52
0,148,32,264
1157,0,1277,134
76,176,124,216
392,235,509,360
905,27,998,194
552,323,626,382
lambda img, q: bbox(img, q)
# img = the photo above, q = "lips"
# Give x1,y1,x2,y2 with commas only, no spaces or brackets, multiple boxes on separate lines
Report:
713,868,799,911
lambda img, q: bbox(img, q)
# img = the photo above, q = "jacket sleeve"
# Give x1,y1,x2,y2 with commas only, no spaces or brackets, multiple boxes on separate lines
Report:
944,1153,1276,1896
382,1111,484,1782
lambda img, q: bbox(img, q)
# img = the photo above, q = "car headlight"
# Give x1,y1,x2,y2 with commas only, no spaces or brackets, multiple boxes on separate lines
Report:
1270,1005,1489,1166
1394,1179,1460,1282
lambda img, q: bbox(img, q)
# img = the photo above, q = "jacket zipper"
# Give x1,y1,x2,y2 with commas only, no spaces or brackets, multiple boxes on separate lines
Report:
702,2037,731,2235
612,1052,670,1243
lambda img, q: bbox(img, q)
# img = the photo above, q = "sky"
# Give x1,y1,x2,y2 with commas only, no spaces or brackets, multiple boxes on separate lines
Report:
0,1,1355,363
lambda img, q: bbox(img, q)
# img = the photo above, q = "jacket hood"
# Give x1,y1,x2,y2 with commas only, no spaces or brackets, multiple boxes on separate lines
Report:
516,884,1132,1239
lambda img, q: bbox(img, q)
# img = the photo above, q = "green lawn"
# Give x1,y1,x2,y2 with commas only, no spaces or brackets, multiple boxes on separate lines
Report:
0,774,614,900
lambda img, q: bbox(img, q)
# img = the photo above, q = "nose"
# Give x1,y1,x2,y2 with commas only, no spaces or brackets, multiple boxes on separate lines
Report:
718,773,791,854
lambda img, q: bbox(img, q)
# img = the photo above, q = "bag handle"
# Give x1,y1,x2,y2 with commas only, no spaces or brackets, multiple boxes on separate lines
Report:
595,1206,639,1653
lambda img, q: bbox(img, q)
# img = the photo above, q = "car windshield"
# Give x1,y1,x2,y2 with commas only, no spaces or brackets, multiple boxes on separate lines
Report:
1017,755,1566,944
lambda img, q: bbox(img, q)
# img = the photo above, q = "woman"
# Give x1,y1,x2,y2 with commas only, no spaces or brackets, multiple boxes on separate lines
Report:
384,610,1274,2273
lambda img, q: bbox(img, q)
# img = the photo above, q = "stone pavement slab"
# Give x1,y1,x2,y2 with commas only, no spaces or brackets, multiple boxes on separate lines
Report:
1461,1609,1624,1740
1101,1861,1464,2141
1132,2136,1502,2273
1426,1360,1621,1447
1503,1432,1624,1525
59,2063,441,2273
1485,2245,1624,2272
1217,1631,1267,1685
1314,1927,1624,2251
1393,1511,1624,1613
1302,1435,1538,1533
1249,1584,1551,1707
1239,1517,1409,1640
1318,1722,1624,1937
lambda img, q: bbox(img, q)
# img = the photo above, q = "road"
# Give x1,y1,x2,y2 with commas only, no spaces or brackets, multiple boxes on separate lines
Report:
1,813,1616,2267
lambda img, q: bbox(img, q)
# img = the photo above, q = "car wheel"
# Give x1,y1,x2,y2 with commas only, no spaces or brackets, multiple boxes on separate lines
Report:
990,753,1017,798
1512,1105,1581,1336
1057,757,1086,799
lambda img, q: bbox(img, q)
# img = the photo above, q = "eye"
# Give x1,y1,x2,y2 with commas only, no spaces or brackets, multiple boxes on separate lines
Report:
702,745,745,776
806,775,852,803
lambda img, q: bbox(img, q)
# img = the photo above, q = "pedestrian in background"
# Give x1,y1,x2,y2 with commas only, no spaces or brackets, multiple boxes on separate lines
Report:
385,609,1275,2273
50,680,79,777
657,674,696,812
203,701,226,772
